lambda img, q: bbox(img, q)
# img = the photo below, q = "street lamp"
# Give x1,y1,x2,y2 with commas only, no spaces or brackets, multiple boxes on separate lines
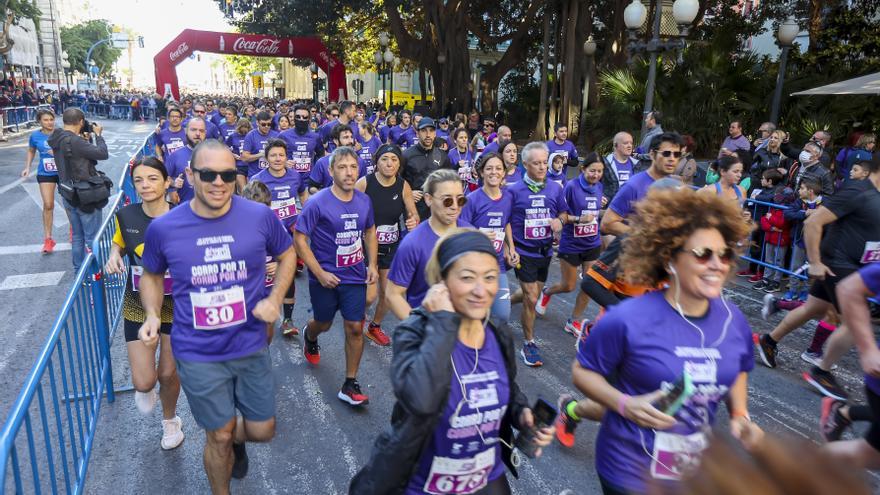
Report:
266,63,278,99
625,0,699,138
580,36,597,145
769,16,799,125
309,63,319,104
375,33,393,109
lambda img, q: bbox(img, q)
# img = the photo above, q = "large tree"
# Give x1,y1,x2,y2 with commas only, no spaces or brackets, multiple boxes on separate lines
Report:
0,0,41,56
60,19,122,76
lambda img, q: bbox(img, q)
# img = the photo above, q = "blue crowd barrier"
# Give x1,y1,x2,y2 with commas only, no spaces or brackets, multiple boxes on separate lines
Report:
1,105,54,133
740,197,809,282
0,134,153,494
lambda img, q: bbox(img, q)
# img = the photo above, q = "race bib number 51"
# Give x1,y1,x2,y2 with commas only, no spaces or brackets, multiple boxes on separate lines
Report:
190,286,247,330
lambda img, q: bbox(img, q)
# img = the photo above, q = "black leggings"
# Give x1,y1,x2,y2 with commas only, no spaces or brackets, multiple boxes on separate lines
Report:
581,276,622,310
473,475,511,495
599,475,632,495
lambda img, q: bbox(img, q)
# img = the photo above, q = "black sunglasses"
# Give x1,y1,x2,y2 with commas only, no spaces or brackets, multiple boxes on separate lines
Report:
656,150,683,158
258,122,271,128
484,122,495,128
293,115,310,121
192,167,237,184
688,246,735,265
439,196,467,208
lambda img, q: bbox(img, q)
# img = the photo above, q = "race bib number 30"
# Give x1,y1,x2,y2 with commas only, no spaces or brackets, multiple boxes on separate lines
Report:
336,239,364,268
524,218,551,240
190,287,247,330
424,449,495,495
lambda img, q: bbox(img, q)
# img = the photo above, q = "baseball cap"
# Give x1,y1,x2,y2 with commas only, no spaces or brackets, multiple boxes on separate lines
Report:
418,117,436,130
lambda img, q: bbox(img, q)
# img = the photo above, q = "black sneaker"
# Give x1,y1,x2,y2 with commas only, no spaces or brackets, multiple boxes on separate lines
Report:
303,334,321,365
803,366,848,401
819,397,851,442
231,442,249,479
338,378,369,406
762,280,780,293
753,280,769,291
756,334,778,368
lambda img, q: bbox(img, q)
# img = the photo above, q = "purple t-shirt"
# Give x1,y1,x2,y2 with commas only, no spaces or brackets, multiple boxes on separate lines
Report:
295,188,374,285
448,147,477,185
547,166,567,188
142,196,292,362
607,171,655,219
379,125,393,144
225,132,247,170
578,291,754,493
156,127,186,157
357,135,382,175
860,264,880,395
507,179,567,257
251,168,306,231
390,125,417,150
243,128,280,177
460,188,513,272
559,176,603,254
546,139,579,165
279,128,323,178
609,156,636,185
406,327,510,494
388,218,473,308
219,122,239,142
164,146,194,203
319,118,359,150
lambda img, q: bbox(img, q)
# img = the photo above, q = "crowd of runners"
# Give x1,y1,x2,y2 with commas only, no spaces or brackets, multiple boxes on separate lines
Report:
23,93,880,494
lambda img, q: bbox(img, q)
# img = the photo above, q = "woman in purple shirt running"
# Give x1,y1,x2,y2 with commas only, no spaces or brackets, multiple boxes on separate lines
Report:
569,187,763,494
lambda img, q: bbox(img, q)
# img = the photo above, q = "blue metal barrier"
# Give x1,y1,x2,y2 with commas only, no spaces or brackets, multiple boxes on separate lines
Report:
0,134,153,494
1,105,53,133
741,197,809,282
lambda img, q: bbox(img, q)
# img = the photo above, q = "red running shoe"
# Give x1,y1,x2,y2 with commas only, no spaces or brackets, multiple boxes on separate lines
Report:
338,379,369,406
41,237,56,254
554,394,580,448
303,334,321,365
365,322,391,346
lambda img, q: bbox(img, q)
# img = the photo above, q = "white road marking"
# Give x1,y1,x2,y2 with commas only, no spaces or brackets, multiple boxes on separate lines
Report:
0,242,71,255
0,177,26,195
0,271,65,290
20,182,69,228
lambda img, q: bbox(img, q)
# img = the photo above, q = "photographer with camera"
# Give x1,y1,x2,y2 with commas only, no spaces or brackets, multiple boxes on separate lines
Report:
49,107,110,271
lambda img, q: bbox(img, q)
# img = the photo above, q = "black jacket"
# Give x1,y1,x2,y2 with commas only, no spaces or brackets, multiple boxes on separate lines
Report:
47,129,108,182
402,143,454,219
349,309,529,495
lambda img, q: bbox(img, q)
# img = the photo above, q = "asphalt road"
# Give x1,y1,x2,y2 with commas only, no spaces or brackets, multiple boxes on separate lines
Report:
1,125,877,493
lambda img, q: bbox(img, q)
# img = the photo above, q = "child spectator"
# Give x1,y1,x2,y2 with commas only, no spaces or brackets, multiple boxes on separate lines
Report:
782,177,823,301
739,169,785,282
755,180,795,293
548,151,568,188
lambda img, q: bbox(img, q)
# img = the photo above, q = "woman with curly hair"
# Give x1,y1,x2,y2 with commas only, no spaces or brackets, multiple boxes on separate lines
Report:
571,187,763,495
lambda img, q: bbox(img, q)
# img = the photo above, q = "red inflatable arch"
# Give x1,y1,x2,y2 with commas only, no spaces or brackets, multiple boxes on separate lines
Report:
154,29,347,102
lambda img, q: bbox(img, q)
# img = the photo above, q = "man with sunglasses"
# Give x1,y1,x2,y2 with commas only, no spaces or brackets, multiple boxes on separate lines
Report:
601,132,684,237
191,103,222,141
402,117,454,221
389,109,416,150
506,141,568,367
241,111,279,178
164,117,206,204
752,122,776,152
472,117,497,155
279,104,324,182
204,99,222,128
139,139,296,491
295,146,379,407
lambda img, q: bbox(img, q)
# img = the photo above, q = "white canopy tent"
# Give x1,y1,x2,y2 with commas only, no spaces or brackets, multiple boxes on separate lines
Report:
791,72,880,96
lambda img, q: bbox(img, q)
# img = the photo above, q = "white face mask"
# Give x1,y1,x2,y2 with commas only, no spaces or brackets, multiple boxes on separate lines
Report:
799,150,814,164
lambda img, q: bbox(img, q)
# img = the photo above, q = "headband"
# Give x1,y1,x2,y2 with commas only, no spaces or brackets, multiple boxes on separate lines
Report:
438,231,498,273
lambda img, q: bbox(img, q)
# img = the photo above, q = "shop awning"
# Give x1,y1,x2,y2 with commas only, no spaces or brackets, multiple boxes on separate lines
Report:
791,72,880,96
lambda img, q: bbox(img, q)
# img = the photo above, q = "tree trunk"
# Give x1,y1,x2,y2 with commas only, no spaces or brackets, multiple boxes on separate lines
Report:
548,3,562,129
418,66,427,105
532,7,552,140
559,0,579,132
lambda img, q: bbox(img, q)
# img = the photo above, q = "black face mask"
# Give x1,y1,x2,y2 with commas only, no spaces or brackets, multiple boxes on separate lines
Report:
294,120,309,133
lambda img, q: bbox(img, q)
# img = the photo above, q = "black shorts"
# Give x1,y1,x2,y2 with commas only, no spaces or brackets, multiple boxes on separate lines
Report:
377,243,399,270
36,174,59,184
514,255,551,284
808,268,856,311
559,246,602,268
236,165,249,177
865,386,880,452
123,318,172,343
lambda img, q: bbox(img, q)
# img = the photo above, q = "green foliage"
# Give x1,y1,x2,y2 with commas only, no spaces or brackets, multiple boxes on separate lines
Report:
1,0,42,27
224,54,275,81
60,19,122,76
498,64,540,135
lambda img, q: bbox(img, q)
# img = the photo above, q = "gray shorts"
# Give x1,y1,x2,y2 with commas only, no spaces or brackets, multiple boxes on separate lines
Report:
175,348,275,431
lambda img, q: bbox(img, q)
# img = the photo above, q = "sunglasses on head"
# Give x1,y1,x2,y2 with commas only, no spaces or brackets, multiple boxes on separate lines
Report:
687,246,735,264
655,150,683,158
438,196,467,208
192,167,237,184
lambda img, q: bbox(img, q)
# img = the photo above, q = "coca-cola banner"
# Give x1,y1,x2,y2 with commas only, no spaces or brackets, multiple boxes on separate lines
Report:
154,29,347,101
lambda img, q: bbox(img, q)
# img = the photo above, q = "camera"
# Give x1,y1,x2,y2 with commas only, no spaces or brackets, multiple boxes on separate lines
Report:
82,119,94,134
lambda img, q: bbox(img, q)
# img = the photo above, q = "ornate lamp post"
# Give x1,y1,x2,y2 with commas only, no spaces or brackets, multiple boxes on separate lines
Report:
769,16,799,125
580,36,597,145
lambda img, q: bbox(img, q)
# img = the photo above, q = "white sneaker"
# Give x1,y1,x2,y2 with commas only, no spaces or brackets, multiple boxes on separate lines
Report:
800,351,838,370
134,389,157,415
161,416,185,450
535,289,551,316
